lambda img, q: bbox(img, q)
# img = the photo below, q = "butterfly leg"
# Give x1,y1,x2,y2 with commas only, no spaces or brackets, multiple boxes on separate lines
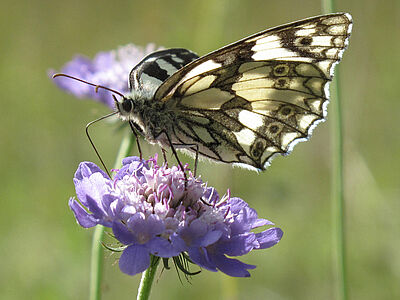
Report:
171,143,199,177
161,148,168,167
193,144,199,177
128,121,143,160
164,131,188,188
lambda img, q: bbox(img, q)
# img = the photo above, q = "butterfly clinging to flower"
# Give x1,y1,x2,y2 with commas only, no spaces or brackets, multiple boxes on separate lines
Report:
57,13,353,172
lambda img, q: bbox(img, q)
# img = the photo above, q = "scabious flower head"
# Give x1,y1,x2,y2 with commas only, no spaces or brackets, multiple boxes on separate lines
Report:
70,156,283,277
51,44,161,109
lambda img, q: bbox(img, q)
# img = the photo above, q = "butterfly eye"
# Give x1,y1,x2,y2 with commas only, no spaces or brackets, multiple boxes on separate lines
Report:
121,99,133,113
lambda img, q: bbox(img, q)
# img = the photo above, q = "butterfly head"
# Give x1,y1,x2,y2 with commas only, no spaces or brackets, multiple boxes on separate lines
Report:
115,96,135,120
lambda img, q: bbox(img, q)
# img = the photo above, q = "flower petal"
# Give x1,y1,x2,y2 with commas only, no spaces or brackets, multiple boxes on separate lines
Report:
148,237,180,258
69,198,98,228
119,244,150,276
211,254,256,278
112,220,136,245
256,227,284,249
69,156,283,278
220,233,258,256
74,161,108,181
188,247,217,272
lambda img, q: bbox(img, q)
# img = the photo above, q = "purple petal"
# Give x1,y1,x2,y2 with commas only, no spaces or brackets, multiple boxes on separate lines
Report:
112,220,136,245
69,198,98,228
84,195,107,220
169,234,187,253
256,227,284,249
203,187,219,204
148,237,180,258
101,194,119,218
252,218,274,228
211,254,256,278
126,213,165,242
119,244,150,276
68,155,284,278
200,230,222,247
74,173,110,207
74,161,108,181
220,233,258,256
227,198,260,235
188,248,217,272
114,157,147,180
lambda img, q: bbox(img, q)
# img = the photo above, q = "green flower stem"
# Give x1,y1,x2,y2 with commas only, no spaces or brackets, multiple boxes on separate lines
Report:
89,129,135,300
321,1,348,300
137,256,160,300
89,225,104,300
331,67,347,300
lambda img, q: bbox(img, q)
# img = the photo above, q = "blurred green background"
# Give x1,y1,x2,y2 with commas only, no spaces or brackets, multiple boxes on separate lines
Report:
1,0,399,299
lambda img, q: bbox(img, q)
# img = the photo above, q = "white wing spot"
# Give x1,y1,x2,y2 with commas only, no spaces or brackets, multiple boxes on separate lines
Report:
182,60,222,81
298,114,318,131
233,128,256,147
252,34,280,45
184,75,217,95
238,110,264,130
326,48,339,57
232,77,274,91
281,132,301,149
307,36,334,46
252,40,282,52
156,59,178,76
252,47,298,61
295,28,317,36
327,24,347,35
322,15,346,25
171,55,184,63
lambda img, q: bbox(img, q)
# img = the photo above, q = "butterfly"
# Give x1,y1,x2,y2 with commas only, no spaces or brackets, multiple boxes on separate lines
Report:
114,13,353,171
59,13,353,172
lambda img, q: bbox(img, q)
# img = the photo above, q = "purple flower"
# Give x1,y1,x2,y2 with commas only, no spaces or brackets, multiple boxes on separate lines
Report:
69,156,283,277
51,44,161,109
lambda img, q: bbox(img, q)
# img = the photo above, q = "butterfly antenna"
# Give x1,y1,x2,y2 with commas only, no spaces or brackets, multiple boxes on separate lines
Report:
85,112,118,178
53,73,125,177
52,73,125,98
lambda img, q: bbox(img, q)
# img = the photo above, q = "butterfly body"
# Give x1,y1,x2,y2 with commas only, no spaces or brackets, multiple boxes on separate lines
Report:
117,13,352,170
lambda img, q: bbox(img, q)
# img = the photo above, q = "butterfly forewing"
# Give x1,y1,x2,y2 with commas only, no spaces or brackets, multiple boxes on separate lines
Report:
153,13,352,170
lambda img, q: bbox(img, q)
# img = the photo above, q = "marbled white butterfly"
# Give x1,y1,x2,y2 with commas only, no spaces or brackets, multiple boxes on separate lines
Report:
116,13,352,171
63,13,353,172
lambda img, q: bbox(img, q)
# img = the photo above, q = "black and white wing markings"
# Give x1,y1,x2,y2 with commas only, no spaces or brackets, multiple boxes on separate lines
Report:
151,13,352,170
170,62,331,169
129,48,199,100
155,13,352,101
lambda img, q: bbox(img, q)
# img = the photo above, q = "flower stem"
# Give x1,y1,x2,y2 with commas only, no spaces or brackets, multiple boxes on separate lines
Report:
330,66,347,300
321,2,348,300
89,225,105,300
89,129,134,300
137,256,160,300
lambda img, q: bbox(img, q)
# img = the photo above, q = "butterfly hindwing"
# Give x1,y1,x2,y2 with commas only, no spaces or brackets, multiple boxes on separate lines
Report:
150,13,352,170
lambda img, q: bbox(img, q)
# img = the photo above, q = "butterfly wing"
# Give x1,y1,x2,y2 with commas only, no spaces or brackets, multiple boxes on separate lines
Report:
155,13,352,170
